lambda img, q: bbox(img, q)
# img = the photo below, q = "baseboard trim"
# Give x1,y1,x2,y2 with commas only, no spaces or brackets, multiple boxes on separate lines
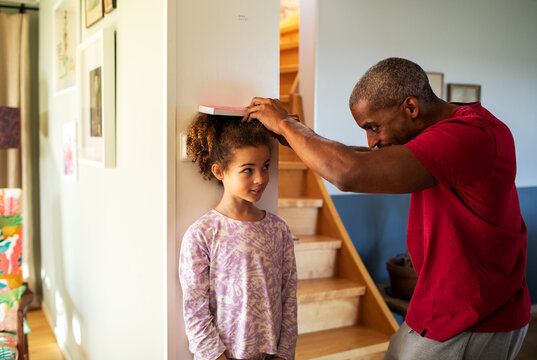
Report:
40,301,73,360
531,304,537,314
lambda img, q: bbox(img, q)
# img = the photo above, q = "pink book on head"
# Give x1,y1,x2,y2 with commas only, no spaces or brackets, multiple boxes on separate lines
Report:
198,105,246,116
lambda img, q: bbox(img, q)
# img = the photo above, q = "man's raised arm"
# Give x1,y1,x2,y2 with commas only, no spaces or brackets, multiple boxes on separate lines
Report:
243,97,436,194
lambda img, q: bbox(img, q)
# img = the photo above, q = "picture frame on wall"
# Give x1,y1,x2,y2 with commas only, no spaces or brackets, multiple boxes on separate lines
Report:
63,121,78,181
53,0,78,95
426,72,444,99
85,0,103,28
104,0,116,14
77,28,116,168
447,83,481,102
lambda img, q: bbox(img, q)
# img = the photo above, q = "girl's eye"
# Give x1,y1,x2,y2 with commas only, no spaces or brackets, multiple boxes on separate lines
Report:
242,168,252,173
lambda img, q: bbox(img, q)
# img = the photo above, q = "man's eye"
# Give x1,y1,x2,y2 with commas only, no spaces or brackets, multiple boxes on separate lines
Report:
263,164,270,170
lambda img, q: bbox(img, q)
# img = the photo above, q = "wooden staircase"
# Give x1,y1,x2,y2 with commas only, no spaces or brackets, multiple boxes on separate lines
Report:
279,13,398,360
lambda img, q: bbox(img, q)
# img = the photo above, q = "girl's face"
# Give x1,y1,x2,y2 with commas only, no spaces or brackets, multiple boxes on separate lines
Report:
214,145,271,204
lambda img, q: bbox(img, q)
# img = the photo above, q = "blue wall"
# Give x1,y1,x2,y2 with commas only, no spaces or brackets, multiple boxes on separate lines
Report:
332,187,537,305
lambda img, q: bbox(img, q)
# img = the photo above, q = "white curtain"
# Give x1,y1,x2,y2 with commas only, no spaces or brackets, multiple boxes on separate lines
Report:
0,10,40,305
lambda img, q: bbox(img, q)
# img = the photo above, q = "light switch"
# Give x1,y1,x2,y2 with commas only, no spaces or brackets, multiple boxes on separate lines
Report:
179,132,189,161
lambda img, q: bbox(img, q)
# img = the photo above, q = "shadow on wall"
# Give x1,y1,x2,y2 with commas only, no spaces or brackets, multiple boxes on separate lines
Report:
332,193,410,284
332,188,537,305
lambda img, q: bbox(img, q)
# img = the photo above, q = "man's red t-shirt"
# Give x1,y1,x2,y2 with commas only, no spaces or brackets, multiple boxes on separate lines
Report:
404,102,530,342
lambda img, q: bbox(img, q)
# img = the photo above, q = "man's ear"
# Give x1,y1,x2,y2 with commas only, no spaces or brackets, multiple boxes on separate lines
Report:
402,96,420,119
211,163,224,181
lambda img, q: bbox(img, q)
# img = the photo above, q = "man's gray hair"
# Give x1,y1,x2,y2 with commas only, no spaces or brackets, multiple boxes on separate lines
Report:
349,57,438,112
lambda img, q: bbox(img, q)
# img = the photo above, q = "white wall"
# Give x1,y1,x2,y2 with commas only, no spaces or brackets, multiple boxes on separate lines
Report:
172,1,280,358
39,0,168,358
306,0,537,193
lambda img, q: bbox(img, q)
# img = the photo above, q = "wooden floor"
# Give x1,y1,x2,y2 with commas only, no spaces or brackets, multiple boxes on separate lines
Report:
23,309,535,360
27,309,64,360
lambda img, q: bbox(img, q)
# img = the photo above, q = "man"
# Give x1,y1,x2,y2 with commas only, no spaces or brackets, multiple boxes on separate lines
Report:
243,58,530,359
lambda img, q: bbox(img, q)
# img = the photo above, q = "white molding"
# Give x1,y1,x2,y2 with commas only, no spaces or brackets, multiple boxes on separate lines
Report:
165,0,178,358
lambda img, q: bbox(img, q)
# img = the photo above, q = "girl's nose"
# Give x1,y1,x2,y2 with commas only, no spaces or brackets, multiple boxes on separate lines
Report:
254,170,266,184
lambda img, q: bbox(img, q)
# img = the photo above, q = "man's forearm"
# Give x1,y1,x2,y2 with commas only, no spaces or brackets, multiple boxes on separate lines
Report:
279,118,368,191
278,117,437,194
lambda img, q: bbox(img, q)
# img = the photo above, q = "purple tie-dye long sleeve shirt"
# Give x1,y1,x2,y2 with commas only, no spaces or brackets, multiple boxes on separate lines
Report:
179,210,298,360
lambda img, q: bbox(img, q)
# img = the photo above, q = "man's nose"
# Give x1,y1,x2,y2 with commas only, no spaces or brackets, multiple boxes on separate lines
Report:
367,135,379,149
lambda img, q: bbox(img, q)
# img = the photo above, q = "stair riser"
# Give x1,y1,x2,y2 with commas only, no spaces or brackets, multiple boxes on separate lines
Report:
298,297,360,334
279,207,318,235
295,249,337,280
279,169,306,198
280,50,298,66
280,72,297,95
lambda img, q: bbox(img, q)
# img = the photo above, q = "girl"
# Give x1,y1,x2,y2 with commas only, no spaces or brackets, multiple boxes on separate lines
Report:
179,113,297,360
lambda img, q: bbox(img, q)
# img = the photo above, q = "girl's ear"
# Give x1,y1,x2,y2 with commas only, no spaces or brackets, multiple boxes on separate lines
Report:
211,163,224,181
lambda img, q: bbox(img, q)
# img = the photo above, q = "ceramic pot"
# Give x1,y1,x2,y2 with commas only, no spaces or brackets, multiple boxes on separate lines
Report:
386,256,418,300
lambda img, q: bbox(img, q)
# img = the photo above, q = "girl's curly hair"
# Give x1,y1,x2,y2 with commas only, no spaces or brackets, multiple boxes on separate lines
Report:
186,113,272,182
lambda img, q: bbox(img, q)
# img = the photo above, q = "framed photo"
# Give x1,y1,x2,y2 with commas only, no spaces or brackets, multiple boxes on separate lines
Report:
77,28,116,168
85,0,103,28
104,0,116,14
53,0,78,94
426,72,444,99
447,83,481,103
63,121,78,181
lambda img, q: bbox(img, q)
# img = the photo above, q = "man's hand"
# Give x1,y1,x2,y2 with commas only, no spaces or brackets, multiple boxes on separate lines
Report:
243,97,298,135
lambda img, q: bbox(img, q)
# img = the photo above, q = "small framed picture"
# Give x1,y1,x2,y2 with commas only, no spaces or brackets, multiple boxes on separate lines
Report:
53,0,78,94
447,84,481,103
77,28,116,168
85,0,103,28
63,121,78,181
104,0,116,14
426,72,444,99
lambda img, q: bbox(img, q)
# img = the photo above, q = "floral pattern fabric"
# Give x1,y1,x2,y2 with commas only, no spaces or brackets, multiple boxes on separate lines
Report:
180,210,297,360
0,107,21,150
0,190,23,291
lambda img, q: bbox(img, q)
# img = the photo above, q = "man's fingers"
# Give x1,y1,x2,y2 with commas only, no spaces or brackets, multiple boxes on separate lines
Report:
243,97,267,121
242,103,263,122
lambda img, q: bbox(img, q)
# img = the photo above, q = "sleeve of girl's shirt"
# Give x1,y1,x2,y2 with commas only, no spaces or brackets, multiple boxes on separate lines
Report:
405,120,495,186
179,225,226,360
277,223,298,360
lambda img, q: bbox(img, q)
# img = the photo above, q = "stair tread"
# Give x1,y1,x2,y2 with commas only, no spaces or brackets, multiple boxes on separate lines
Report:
294,235,342,251
296,325,390,360
281,40,299,51
280,22,299,35
298,278,366,303
279,160,308,170
281,64,299,73
280,94,290,103
279,197,323,208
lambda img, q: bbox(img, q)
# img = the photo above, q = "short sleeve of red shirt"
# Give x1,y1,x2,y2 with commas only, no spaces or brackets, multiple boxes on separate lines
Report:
406,120,496,187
